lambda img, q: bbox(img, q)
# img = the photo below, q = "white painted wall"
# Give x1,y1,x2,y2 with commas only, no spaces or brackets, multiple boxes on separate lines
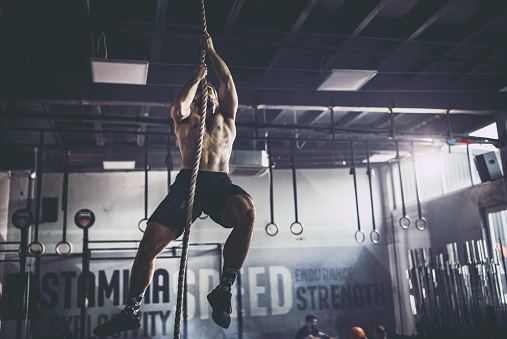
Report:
1,168,385,253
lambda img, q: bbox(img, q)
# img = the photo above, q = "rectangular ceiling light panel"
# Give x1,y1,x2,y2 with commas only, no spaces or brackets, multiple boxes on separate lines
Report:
317,69,377,91
91,58,149,85
103,161,136,170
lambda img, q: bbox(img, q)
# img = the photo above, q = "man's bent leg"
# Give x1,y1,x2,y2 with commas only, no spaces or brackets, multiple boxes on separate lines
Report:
93,222,181,337
208,194,255,328
221,194,256,269
129,222,182,292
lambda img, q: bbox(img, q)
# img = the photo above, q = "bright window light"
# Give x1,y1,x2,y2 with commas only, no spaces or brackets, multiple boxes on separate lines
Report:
362,153,396,163
469,123,498,139
103,161,136,170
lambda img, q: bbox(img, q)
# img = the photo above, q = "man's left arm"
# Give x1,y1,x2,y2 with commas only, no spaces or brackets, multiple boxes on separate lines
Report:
201,33,238,120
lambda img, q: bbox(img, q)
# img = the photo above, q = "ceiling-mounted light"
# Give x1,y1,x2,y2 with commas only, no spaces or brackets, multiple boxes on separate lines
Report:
103,161,136,170
91,58,149,85
317,69,377,91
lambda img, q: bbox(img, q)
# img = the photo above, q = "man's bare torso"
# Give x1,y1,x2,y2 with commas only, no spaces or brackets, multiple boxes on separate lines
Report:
175,108,236,173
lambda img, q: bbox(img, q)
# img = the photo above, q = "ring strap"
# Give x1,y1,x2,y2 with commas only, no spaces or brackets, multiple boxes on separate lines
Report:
27,241,45,257
290,221,304,235
355,230,366,244
138,218,148,233
399,215,411,229
265,222,279,236
55,240,73,256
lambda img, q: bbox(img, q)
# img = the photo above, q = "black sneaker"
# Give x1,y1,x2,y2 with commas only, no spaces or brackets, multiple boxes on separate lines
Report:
207,287,232,329
93,310,141,337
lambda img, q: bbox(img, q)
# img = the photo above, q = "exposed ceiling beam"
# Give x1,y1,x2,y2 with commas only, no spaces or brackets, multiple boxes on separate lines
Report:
150,0,168,63
409,1,507,81
364,0,452,73
223,0,247,33
265,0,320,71
81,0,95,58
217,0,247,55
401,0,452,40
340,111,369,127
374,112,404,129
448,45,502,82
308,109,331,125
270,109,291,123
351,0,392,37
323,0,392,70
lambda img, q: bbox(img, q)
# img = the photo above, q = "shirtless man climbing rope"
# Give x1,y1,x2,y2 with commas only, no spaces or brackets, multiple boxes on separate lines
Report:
93,32,255,337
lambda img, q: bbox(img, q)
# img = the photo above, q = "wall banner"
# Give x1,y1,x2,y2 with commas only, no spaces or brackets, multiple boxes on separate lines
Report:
2,246,394,339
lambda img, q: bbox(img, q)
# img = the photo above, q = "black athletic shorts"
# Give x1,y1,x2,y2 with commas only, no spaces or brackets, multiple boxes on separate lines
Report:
148,169,249,236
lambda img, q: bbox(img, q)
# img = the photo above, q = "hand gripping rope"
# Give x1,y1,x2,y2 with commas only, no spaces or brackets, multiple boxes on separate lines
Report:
174,1,208,338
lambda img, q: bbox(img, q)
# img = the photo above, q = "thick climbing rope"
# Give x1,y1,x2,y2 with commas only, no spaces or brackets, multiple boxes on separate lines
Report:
173,1,208,338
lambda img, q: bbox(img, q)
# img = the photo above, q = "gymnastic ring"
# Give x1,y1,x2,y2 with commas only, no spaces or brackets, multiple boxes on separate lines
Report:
415,217,428,231
370,229,381,244
265,222,278,236
55,240,73,256
355,230,365,244
199,214,209,220
138,218,148,233
290,222,304,235
27,241,45,257
399,215,411,229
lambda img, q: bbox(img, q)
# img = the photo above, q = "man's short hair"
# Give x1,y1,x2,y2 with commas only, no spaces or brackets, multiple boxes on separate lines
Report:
305,314,317,322
193,83,218,110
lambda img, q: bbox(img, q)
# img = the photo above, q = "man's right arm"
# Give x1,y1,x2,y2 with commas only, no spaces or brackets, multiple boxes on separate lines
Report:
170,63,207,123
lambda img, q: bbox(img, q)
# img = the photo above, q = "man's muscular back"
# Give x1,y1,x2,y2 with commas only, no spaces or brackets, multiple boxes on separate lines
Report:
175,107,236,173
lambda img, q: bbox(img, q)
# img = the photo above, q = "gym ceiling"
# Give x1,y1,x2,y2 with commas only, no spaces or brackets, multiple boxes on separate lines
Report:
1,0,506,172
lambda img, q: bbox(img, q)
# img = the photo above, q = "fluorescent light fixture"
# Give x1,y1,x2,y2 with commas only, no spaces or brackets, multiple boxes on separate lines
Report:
91,58,149,85
362,153,396,163
103,161,136,170
317,69,377,91
391,108,447,114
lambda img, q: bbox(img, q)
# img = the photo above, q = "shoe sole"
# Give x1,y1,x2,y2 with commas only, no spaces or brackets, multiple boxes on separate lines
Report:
207,294,231,329
93,322,141,337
